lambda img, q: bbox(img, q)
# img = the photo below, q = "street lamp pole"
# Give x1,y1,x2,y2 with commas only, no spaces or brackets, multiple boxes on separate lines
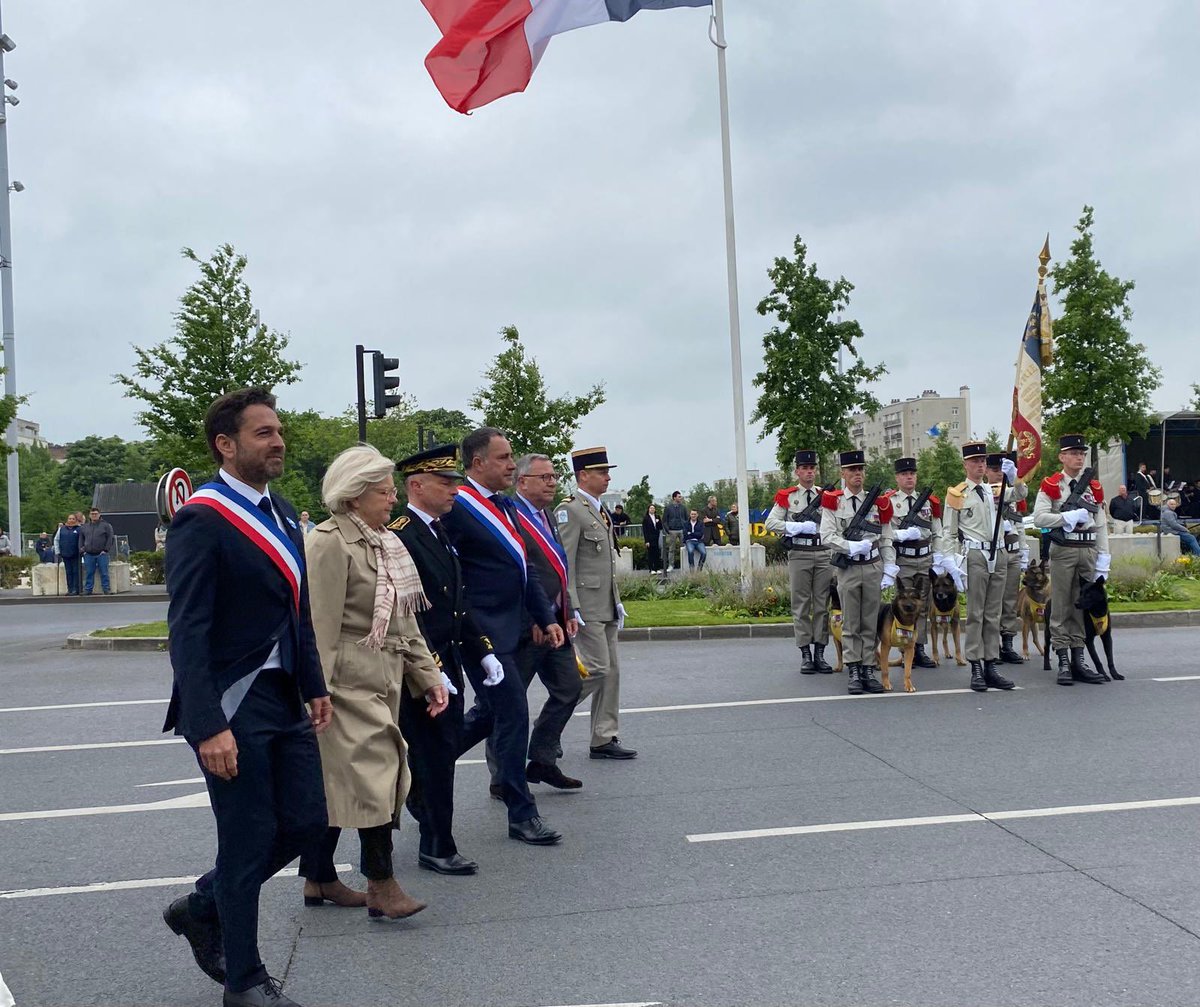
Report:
0,5,20,555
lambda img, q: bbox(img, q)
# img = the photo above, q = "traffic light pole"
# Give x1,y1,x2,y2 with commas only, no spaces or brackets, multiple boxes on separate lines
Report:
355,344,368,443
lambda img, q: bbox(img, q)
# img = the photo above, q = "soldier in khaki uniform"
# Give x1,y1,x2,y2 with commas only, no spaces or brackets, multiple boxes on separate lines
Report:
557,446,637,760
820,449,895,695
765,449,833,674
1032,433,1110,686
986,451,1028,665
942,441,1014,693
883,456,943,669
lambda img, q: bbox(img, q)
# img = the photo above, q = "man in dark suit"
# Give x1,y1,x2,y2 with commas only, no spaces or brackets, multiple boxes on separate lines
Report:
161,388,332,1007
390,444,493,876
440,427,565,846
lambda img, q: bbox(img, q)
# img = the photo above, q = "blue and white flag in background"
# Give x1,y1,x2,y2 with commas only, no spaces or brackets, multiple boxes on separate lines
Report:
926,422,945,438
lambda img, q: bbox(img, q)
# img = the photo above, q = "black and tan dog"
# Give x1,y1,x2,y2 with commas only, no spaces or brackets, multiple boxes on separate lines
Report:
877,574,929,693
1077,575,1123,681
929,570,967,668
1018,559,1051,660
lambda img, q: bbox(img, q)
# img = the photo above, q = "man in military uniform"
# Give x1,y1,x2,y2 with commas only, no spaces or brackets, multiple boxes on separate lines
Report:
942,441,1014,693
557,447,636,760
765,449,833,674
390,443,492,874
1032,434,1110,686
819,449,895,695
884,457,942,669
987,450,1028,665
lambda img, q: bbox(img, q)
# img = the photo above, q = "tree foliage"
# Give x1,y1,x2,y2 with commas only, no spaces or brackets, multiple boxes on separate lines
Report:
470,325,605,471
0,445,90,533
1044,206,1161,466
864,447,902,491
58,436,151,499
623,475,653,523
915,431,965,501
115,244,303,475
751,237,886,471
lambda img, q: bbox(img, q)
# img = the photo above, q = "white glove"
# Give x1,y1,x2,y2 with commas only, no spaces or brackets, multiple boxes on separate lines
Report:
785,520,818,536
1001,457,1018,482
574,609,586,628
1095,551,1111,577
930,552,946,574
481,654,505,687
439,671,459,696
894,526,922,542
1020,548,1030,571
847,539,873,558
616,603,627,631
949,565,967,591
1002,520,1014,534
1061,507,1090,531
880,563,900,589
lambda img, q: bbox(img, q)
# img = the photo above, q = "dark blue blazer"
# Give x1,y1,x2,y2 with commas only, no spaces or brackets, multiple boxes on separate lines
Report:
441,493,556,655
162,474,327,745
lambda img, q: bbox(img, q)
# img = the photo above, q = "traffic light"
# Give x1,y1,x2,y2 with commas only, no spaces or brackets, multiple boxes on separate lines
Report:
372,352,401,418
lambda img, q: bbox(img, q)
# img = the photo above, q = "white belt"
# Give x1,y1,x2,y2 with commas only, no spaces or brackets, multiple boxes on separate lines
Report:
962,539,996,555
846,547,880,563
896,543,932,558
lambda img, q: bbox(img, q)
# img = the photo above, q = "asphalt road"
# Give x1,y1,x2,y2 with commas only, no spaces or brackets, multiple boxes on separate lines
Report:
2,601,1200,1006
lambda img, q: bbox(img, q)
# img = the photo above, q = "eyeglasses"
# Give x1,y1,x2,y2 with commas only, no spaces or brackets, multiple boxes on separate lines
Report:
521,473,557,484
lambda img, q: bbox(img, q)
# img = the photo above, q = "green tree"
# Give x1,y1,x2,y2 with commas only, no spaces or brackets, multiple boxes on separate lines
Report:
1044,206,1161,467
115,244,303,475
470,325,605,471
864,447,902,490
623,475,653,523
0,373,16,457
0,445,88,533
1190,384,1200,411
984,428,1004,453
915,431,964,500
58,436,140,499
751,237,886,470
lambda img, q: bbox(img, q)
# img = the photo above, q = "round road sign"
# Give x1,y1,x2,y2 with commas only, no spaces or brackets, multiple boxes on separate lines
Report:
156,468,193,524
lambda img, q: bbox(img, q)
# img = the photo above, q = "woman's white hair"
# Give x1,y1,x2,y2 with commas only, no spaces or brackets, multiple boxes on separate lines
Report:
321,444,395,514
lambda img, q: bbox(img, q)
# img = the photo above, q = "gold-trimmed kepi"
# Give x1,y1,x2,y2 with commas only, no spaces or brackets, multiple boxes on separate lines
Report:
961,441,987,459
571,446,616,472
396,443,463,479
1059,433,1086,451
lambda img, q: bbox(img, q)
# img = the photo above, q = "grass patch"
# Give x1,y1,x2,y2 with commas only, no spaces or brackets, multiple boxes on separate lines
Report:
92,621,168,638
623,599,787,627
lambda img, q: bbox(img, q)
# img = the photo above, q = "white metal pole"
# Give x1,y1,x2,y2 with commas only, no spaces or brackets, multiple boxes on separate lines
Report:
709,0,751,591
0,2,19,557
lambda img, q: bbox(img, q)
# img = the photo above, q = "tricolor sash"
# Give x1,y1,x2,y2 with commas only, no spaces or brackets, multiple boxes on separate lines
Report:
185,481,303,612
513,497,568,613
455,485,527,580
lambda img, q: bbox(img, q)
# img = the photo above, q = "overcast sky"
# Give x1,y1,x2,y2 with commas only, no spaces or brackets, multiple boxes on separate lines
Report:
5,1,1197,493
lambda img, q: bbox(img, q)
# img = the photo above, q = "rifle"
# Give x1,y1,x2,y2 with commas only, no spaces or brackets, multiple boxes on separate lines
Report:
987,473,1007,573
898,486,934,531
1048,466,1099,546
832,482,883,570
783,483,834,550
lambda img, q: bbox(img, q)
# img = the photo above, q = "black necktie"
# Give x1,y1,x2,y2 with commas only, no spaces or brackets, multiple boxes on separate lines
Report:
430,518,450,549
257,497,274,523
1069,478,1078,493
805,490,812,505
849,496,859,513
975,485,988,504
906,494,914,508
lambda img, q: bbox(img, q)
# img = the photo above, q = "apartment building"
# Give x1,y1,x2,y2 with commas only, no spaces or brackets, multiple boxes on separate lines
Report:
849,386,972,456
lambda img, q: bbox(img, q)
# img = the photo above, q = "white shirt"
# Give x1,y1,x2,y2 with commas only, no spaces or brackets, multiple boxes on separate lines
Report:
575,488,604,515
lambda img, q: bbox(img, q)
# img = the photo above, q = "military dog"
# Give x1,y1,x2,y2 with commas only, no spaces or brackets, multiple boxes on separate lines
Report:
829,581,844,673
929,570,967,667
1076,575,1123,681
1018,559,1051,659
878,574,929,693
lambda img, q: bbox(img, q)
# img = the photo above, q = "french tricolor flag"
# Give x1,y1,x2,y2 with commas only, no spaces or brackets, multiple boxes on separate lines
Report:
422,0,711,114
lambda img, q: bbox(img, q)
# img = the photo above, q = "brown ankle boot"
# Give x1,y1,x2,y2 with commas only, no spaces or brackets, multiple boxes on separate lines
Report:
366,878,427,920
303,878,367,908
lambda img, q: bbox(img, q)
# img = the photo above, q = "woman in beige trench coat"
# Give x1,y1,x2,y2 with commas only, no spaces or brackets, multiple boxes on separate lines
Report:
297,445,449,920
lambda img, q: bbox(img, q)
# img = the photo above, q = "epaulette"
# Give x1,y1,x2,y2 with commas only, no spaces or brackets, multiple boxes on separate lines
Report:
1041,472,1064,500
774,486,798,508
875,496,894,524
929,494,943,519
562,495,575,503
387,515,410,531
1089,479,1105,504
945,482,967,511
821,489,843,510
1015,498,1028,514
882,488,896,498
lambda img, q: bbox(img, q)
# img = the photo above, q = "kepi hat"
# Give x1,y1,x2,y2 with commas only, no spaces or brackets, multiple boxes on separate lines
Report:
396,443,463,479
794,449,818,466
961,441,987,459
1059,433,1086,451
838,449,866,468
571,446,616,473
893,457,917,473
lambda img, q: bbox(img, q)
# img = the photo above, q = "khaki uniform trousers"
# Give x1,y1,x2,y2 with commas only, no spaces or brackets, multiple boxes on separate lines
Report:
787,548,832,648
575,619,621,748
1049,543,1096,649
1000,544,1023,636
837,558,880,665
895,555,933,644
965,549,1005,662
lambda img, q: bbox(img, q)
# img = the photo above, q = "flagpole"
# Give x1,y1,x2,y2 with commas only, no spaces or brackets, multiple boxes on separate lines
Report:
709,0,752,592
1007,235,1051,459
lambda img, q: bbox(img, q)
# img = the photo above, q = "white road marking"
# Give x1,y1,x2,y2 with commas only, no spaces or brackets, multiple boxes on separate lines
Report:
0,865,352,901
1151,674,1200,682
576,686,1016,716
540,1003,661,1007
0,739,186,756
687,795,1200,843
0,791,210,823
137,759,484,787
0,968,13,1007
0,698,165,714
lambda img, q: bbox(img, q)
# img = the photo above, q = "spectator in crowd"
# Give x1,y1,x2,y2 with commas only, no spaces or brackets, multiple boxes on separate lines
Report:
35,532,56,563
1109,485,1140,533
610,504,630,534
54,514,83,596
663,490,688,572
702,495,721,546
154,524,168,552
1132,462,1159,519
299,510,316,536
1181,481,1200,519
1161,499,1200,556
725,502,741,546
683,509,707,571
0,527,10,556
79,507,115,595
642,503,663,573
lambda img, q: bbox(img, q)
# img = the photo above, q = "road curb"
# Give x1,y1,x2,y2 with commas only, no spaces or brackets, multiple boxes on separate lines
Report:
66,631,168,652
0,592,169,607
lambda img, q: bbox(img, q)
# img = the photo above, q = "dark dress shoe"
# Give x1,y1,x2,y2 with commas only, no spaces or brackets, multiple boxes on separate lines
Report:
223,977,300,1007
983,660,1015,690
419,852,479,875
526,761,583,789
488,783,503,800
508,816,562,845
589,738,637,760
163,895,225,985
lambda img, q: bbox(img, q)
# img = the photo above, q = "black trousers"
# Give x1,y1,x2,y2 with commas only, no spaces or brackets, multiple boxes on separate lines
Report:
61,557,80,594
400,687,464,857
458,650,537,824
298,824,393,882
486,635,581,775
188,671,327,994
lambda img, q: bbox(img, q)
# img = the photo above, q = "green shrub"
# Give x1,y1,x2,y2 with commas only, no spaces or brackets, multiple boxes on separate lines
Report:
617,537,649,571
1106,555,1183,603
706,567,791,618
129,551,166,585
751,534,788,565
0,555,37,589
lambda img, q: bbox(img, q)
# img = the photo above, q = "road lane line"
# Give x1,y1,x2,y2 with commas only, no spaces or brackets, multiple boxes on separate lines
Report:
686,794,1200,843
0,865,352,901
578,687,1016,716
0,699,166,714
1151,675,1200,682
137,759,486,787
0,739,186,756
0,791,210,823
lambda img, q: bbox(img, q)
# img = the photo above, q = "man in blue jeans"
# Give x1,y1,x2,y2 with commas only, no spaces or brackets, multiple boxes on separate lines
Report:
683,509,707,570
80,507,114,595
1162,499,1200,556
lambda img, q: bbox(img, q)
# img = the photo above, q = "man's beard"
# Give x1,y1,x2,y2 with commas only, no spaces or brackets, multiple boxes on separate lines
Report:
235,445,284,484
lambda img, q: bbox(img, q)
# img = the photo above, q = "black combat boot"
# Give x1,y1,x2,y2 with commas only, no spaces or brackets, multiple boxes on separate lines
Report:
800,645,815,674
1070,646,1105,684
860,664,885,694
983,659,1015,690
812,644,834,674
998,633,1023,664
1056,649,1073,686
912,643,937,669
969,661,988,692
846,663,864,695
